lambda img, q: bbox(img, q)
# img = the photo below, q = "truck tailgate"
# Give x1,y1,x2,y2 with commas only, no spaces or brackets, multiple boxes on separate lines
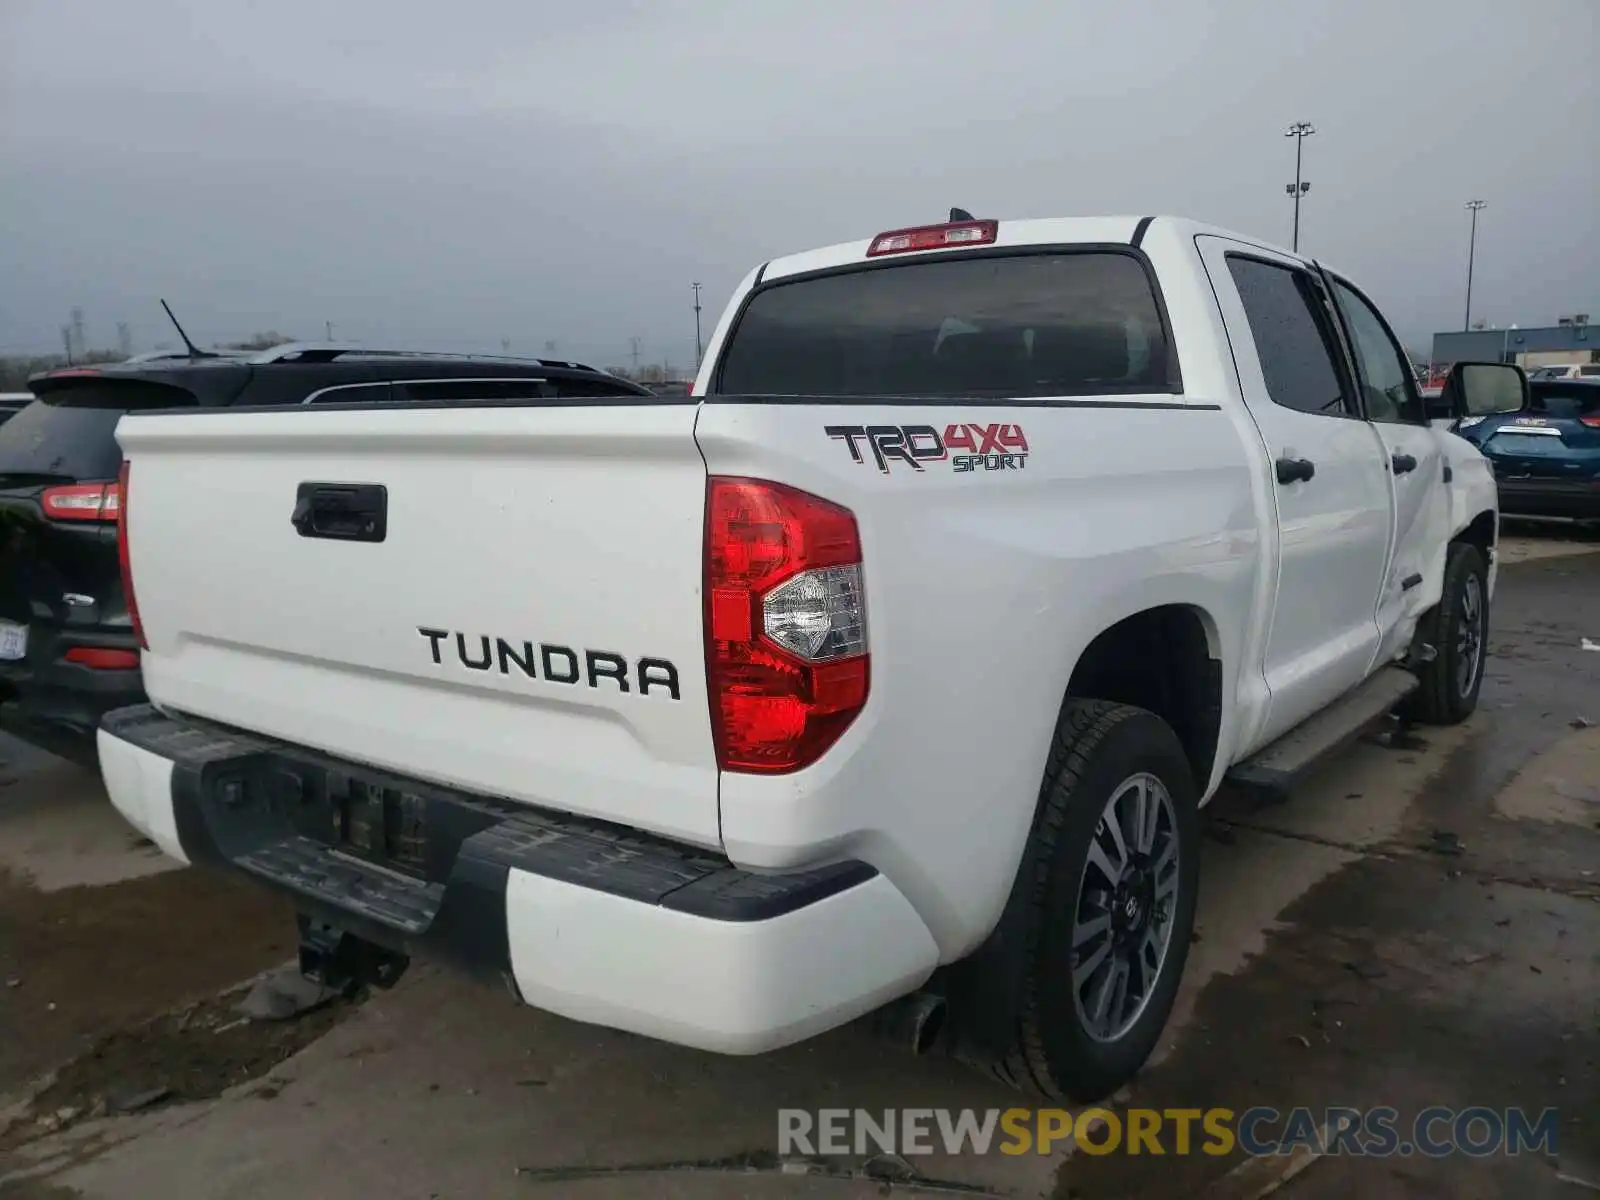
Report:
115,403,720,848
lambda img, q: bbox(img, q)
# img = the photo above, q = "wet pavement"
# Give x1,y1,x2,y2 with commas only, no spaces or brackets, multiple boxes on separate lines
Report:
1065,529,1600,1199
0,529,1596,1199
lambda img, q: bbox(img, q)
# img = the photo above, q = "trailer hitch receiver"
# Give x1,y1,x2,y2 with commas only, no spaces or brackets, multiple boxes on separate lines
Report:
297,916,410,993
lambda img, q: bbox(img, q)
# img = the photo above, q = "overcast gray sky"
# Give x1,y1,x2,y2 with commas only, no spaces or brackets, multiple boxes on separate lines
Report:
2,0,1596,368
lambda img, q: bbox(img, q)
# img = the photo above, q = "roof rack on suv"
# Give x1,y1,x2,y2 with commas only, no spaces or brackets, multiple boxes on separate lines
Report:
123,349,256,364
247,342,605,375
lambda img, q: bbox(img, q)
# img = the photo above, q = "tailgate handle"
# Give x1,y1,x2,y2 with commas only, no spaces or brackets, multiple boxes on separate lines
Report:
292,483,388,543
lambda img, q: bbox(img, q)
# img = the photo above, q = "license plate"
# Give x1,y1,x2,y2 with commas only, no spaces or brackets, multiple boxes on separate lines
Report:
327,772,430,876
0,621,26,662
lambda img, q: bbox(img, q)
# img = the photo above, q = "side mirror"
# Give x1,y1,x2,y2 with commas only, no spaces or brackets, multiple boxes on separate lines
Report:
1437,361,1527,421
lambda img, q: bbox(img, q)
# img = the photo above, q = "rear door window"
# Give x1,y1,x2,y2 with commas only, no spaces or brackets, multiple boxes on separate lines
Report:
1225,256,1355,418
716,251,1176,398
0,384,195,482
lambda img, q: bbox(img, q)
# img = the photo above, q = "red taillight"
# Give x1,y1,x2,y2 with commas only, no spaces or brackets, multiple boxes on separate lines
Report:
704,478,869,774
1580,415,1600,428
46,368,103,379
63,647,140,670
116,460,147,650
41,482,120,522
867,219,998,257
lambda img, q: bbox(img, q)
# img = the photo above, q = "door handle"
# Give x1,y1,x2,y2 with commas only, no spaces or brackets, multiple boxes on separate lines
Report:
1275,457,1316,485
1391,453,1418,475
292,482,388,543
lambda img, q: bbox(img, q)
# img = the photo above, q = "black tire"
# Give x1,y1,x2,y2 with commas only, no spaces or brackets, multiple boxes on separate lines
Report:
1403,542,1489,726
991,700,1200,1102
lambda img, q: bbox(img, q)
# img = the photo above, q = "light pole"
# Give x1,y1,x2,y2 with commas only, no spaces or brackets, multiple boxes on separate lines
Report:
1284,122,1315,253
691,282,704,371
1463,200,1487,332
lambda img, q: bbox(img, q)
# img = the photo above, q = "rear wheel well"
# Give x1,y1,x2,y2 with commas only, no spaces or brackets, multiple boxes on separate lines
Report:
1065,606,1221,793
937,607,1220,1077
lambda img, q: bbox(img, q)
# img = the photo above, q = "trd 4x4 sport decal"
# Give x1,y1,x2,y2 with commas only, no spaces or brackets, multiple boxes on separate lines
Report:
825,423,1029,474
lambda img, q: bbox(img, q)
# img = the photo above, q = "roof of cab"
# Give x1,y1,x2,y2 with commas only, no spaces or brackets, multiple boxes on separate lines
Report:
758,215,1311,282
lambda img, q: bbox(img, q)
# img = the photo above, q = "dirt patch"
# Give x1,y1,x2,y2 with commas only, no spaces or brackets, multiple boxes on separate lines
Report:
0,864,303,1100
0,1180,82,1199
1494,727,1600,827
1497,522,1600,563
1,984,354,1155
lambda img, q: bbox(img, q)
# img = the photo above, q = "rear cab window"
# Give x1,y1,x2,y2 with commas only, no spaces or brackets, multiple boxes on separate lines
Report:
714,251,1177,398
0,383,197,482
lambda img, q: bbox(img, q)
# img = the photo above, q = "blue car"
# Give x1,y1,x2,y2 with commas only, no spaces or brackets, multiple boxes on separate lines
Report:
1456,378,1600,521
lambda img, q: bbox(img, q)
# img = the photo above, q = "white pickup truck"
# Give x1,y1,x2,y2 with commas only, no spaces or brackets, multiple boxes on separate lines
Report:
98,214,1526,1101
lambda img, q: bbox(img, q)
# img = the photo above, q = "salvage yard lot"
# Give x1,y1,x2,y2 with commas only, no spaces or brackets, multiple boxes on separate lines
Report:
2,527,1597,1200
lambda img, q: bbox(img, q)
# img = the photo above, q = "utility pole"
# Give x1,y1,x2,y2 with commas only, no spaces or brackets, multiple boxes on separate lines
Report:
117,322,133,359
691,282,704,368
61,326,74,366
325,321,334,341
629,337,642,374
501,338,511,353
1463,200,1487,332
70,307,85,359
1284,122,1315,253
544,340,557,357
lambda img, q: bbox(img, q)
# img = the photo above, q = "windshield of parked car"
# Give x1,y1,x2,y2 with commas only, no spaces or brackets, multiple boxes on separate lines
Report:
715,251,1175,398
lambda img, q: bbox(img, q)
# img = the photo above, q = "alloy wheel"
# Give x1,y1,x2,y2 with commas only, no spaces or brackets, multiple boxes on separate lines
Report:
1456,572,1484,699
1070,772,1181,1044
